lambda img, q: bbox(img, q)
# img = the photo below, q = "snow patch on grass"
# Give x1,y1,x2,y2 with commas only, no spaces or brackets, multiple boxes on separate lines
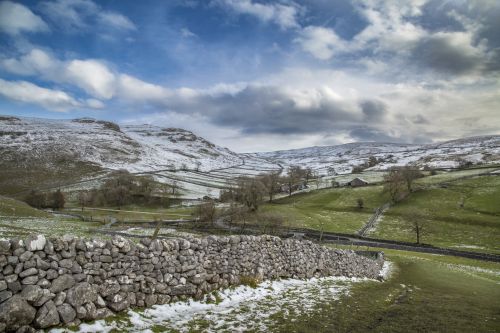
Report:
65,275,383,333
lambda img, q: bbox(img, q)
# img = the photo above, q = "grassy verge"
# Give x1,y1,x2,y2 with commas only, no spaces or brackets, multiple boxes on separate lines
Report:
266,250,500,333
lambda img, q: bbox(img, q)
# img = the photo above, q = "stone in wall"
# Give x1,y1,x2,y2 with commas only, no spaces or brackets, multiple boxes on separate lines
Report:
0,234,384,331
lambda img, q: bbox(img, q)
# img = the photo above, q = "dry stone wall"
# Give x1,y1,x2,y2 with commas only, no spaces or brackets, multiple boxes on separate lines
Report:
0,234,384,332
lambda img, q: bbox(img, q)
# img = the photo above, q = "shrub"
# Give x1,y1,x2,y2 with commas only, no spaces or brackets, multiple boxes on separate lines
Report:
356,198,364,209
239,275,261,288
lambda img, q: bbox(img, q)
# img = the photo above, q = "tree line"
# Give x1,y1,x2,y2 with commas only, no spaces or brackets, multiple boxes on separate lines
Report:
77,170,170,210
25,189,65,210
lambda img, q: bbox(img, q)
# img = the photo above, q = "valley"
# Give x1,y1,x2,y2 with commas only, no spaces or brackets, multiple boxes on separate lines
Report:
0,115,499,332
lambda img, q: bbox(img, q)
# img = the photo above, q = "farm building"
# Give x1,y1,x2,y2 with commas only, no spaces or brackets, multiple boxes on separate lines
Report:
348,177,369,187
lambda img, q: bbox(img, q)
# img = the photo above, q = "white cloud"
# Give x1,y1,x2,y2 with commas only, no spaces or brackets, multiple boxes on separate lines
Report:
98,12,136,30
295,0,490,81
181,28,197,38
295,26,345,60
40,0,135,32
117,74,172,102
0,78,100,112
65,59,116,99
39,0,97,30
0,1,49,35
0,49,116,100
85,98,105,109
0,48,57,75
218,0,300,29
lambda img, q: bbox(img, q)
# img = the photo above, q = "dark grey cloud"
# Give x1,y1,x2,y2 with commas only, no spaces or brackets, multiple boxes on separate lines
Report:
412,114,429,125
186,85,361,135
349,127,399,143
149,84,401,138
360,100,387,121
406,1,500,77
349,127,429,144
411,35,483,75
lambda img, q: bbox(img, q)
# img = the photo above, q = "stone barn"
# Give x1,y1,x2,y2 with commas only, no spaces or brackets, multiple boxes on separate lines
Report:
348,177,369,187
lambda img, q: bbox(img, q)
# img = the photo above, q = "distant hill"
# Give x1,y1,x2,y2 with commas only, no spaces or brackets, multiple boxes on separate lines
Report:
252,136,500,175
1,114,499,197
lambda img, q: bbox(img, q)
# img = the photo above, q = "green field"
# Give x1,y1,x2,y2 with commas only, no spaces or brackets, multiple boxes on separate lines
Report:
372,175,500,253
414,167,499,186
257,185,389,233
0,195,50,218
61,204,194,223
267,249,500,333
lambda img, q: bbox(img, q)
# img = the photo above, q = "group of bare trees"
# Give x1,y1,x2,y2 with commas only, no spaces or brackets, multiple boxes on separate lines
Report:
352,155,384,173
220,166,313,208
78,170,170,210
383,166,430,244
25,189,65,210
208,166,314,232
383,166,424,203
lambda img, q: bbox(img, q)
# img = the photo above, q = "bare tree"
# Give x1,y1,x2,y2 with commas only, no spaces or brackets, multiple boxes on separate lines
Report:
25,190,46,209
384,168,408,202
235,177,266,211
304,167,313,185
356,198,364,209
315,173,323,190
404,208,430,244
195,199,217,225
258,212,284,235
77,191,90,211
286,166,305,196
259,172,281,202
367,156,378,167
399,166,424,192
52,189,65,210
170,180,179,197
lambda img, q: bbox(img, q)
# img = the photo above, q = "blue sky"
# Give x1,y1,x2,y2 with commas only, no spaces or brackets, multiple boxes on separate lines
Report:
0,0,499,152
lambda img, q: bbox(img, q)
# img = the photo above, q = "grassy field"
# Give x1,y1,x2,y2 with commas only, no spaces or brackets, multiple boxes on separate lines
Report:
61,204,195,223
0,159,103,197
256,185,389,233
267,249,500,333
372,175,500,253
0,195,102,238
414,167,499,186
0,217,102,238
0,195,50,218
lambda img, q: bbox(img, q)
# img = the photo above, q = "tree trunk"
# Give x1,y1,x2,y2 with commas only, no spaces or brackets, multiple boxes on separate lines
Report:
416,225,420,244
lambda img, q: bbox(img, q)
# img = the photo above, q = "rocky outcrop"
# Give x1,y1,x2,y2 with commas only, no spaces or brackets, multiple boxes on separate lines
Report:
0,234,384,331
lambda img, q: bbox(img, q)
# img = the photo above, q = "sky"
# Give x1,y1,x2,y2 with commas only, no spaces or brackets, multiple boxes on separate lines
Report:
0,0,499,152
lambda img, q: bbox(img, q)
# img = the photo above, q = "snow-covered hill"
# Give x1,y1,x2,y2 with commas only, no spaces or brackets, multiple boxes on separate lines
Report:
0,116,245,173
1,114,498,198
254,136,500,175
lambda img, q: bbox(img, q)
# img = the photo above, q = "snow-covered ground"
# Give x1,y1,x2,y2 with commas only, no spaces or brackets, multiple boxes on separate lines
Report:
253,136,500,175
53,264,391,333
0,116,249,172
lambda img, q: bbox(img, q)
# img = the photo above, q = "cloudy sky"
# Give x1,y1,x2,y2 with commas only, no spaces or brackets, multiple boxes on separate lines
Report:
0,0,499,152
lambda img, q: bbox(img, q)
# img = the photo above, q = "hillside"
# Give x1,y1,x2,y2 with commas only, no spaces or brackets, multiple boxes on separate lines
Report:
254,136,500,175
1,115,499,198
0,115,268,196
